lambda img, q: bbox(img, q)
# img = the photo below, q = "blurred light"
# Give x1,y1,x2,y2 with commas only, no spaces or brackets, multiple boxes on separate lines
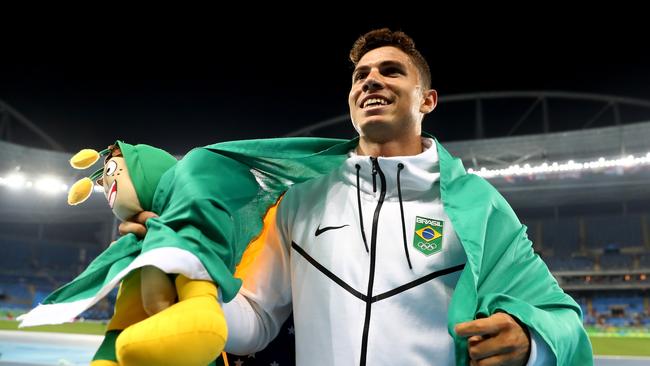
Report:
0,173,98,196
470,151,650,178
3,173,27,189
624,274,631,281
34,176,67,194
641,274,647,281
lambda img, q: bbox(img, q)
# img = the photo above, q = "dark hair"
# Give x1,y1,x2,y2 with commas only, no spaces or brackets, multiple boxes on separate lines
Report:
349,28,431,89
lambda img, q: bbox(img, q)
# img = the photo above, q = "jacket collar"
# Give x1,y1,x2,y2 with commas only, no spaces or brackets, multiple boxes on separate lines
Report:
341,137,442,201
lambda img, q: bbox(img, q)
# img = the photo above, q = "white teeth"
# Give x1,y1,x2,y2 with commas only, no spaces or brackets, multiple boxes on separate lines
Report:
363,98,389,108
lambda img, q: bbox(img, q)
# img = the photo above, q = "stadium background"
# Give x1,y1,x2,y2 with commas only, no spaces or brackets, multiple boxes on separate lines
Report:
2,15,650,365
2,92,650,364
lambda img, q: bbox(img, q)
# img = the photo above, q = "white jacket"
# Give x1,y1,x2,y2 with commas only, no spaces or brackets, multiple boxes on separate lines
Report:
223,138,551,365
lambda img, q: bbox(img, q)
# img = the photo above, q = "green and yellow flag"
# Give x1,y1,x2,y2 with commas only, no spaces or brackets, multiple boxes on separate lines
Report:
18,136,592,365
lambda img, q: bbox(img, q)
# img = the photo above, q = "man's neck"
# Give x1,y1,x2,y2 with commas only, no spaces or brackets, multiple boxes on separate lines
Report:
356,134,423,157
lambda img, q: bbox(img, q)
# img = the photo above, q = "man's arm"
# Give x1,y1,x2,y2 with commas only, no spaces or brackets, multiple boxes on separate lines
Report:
222,289,290,355
455,313,529,365
467,218,591,365
455,313,554,366
221,202,293,355
444,175,591,365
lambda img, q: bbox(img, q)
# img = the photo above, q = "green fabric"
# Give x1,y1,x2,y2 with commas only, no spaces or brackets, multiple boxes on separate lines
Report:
39,136,591,364
117,140,178,211
42,137,353,307
92,329,121,362
436,142,593,365
142,137,354,301
43,235,140,304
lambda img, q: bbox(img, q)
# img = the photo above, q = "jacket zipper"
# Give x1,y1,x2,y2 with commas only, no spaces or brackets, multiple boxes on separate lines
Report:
359,156,386,366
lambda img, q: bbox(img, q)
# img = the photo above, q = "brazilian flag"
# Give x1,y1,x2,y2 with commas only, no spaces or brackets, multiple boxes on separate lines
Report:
19,136,592,365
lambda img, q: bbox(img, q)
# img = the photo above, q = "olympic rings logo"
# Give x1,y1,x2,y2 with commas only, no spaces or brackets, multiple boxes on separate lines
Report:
417,242,437,251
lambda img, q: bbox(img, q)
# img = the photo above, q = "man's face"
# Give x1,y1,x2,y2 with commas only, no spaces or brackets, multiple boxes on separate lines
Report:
97,156,143,221
348,46,436,142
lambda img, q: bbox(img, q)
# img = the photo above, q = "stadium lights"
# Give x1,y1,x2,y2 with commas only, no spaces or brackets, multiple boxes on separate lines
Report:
34,176,68,194
1,150,650,194
3,173,27,189
0,172,69,195
468,152,650,179
0,170,106,197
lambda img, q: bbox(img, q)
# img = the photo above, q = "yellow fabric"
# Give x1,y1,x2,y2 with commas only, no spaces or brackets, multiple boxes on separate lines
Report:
90,361,118,366
115,275,227,366
107,270,149,331
234,202,279,280
140,265,176,316
70,148,100,169
175,273,217,299
68,177,94,205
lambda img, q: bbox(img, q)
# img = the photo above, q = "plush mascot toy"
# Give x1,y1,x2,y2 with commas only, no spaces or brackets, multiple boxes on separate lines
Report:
20,141,229,366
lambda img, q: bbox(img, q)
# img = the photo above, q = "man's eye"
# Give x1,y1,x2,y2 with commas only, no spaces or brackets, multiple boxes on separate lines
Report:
354,72,367,81
105,160,118,176
384,67,402,76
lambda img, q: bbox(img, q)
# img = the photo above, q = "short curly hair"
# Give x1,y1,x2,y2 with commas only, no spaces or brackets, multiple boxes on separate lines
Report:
349,28,431,89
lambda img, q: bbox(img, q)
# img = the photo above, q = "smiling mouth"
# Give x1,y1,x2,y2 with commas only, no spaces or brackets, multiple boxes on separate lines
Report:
108,180,117,209
362,97,391,109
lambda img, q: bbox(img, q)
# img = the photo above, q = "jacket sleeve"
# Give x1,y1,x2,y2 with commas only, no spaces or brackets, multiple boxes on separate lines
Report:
222,199,293,355
525,328,555,366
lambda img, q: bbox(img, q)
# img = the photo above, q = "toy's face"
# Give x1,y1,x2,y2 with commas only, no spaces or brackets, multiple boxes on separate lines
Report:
97,156,143,221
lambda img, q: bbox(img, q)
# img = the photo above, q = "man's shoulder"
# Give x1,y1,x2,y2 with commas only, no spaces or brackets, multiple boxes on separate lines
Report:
284,167,341,202
446,168,495,193
277,164,346,220
275,166,344,231
444,170,513,211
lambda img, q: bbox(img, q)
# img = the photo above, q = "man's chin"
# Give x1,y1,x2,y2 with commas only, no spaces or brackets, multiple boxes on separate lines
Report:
358,121,397,143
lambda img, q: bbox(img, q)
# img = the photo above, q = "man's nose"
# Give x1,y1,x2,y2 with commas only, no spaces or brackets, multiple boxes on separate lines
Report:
362,75,383,92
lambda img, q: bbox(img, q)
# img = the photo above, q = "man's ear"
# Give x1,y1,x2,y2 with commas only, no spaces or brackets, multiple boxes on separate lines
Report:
420,89,438,114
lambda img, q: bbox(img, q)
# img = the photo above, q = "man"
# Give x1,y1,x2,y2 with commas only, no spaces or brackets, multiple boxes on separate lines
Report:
219,28,591,365
124,29,592,365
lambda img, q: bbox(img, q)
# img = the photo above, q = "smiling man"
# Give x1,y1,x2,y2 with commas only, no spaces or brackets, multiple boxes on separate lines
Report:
113,28,592,366
220,28,593,365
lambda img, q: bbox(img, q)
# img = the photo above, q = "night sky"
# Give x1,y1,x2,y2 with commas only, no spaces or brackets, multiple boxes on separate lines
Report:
2,15,649,155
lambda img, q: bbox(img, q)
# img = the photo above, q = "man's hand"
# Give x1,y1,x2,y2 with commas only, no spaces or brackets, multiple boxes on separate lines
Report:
118,211,158,239
455,312,530,366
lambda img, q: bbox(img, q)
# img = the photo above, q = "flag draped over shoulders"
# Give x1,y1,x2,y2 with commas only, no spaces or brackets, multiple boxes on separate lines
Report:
437,142,593,365
142,137,355,302
18,137,353,326
17,136,592,365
